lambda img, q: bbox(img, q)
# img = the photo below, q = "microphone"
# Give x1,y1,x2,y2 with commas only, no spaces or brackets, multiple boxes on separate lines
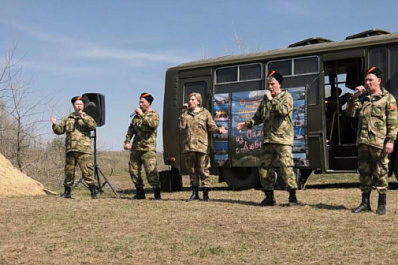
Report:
130,109,139,117
351,86,364,97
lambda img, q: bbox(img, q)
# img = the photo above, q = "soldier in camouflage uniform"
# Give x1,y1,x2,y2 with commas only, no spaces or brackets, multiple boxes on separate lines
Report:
51,96,97,199
237,71,298,206
346,67,398,215
179,92,226,201
124,93,161,200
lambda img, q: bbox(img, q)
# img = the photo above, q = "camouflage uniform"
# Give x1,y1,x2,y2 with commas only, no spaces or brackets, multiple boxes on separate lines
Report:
124,110,160,188
346,88,398,194
246,90,297,191
179,107,221,187
52,112,97,187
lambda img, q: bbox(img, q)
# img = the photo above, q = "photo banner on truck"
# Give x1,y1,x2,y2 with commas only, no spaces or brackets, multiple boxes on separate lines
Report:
213,88,308,168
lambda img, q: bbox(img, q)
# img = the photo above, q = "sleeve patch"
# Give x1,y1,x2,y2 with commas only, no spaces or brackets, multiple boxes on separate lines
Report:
391,105,397,111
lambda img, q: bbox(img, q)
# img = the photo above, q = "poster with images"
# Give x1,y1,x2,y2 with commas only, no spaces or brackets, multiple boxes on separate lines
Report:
289,87,308,166
230,90,265,166
213,93,229,166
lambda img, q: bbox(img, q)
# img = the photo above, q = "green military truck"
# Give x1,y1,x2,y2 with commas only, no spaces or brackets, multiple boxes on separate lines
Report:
163,29,398,190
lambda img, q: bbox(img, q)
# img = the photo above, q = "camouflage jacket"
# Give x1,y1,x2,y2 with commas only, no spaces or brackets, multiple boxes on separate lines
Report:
52,112,96,154
179,107,220,154
124,110,159,151
346,88,398,149
246,90,294,146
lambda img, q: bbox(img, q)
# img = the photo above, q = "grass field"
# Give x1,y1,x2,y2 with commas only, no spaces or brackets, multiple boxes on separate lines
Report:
1,173,398,264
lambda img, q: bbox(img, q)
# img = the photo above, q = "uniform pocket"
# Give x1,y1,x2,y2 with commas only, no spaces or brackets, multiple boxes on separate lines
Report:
371,106,385,118
66,120,74,133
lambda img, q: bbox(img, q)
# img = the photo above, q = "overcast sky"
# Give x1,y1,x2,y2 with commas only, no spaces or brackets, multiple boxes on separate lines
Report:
1,0,398,151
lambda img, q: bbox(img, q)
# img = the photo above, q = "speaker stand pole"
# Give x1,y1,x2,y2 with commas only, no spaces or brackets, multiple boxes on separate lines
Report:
71,129,118,197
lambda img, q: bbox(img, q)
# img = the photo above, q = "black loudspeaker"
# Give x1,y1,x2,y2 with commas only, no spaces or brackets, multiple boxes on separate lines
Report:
83,93,106,127
159,169,183,192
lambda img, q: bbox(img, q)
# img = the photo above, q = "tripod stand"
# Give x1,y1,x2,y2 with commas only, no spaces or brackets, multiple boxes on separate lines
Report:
71,129,118,197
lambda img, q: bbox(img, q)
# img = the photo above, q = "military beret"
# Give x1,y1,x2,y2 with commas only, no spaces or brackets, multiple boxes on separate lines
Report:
267,70,284,84
140,92,154,105
71,96,86,105
366,66,383,79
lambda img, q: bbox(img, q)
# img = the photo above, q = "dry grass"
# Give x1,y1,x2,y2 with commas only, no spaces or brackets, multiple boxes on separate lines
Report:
1,173,398,264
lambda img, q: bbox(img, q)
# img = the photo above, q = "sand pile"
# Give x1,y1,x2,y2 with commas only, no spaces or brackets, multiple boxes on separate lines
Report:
0,152,49,197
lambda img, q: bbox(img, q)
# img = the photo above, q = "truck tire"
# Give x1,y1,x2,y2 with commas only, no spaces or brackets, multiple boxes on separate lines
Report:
221,167,261,190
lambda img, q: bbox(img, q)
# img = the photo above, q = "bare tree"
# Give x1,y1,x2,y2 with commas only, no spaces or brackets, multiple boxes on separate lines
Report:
0,43,51,171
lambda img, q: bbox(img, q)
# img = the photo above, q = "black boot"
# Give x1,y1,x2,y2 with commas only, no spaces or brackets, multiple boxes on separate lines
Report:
203,187,210,201
134,187,146,199
188,186,200,201
89,185,97,199
61,186,72,199
376,193,386,215
352,193,371,213
153,187,162,200
288,189,298,206
260,190,276,206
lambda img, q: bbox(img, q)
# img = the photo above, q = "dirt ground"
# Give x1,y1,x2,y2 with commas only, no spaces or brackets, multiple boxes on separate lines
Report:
0,153,49,198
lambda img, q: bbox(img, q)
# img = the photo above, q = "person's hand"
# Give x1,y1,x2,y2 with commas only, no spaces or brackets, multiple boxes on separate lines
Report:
237,122,247,131
219,126,227,134
135,108,143,115
265,90,273,100
353,85,365,98
182,103,188,112
124,142,131,150
78,111,85,119
385,142,394,154
50,117,56,124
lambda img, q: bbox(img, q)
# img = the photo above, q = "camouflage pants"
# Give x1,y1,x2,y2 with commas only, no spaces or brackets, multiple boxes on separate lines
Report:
184,152,211,187
357,144,389,194
129,150,160,188
259,143,297,190
64,152,96,187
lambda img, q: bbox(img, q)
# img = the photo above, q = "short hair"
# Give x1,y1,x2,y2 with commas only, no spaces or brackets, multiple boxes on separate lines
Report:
189,92,202,106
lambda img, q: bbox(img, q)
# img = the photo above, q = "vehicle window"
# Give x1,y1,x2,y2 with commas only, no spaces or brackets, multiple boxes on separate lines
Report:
216,63,262,84
216,67,238,83
184,81,207,106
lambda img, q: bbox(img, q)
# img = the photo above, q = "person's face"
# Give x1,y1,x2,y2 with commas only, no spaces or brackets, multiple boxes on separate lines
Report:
267,79,281,97
139,98,150,112
73,100,84,113
188,96,199,109
365,73,381,93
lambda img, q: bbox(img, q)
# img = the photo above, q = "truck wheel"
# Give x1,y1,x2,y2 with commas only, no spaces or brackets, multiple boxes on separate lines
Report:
221,167,261,190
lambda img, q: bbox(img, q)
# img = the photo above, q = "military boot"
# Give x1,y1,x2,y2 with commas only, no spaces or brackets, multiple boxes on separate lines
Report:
203,187,210,201
153,187,162,200
188,186,200,201
376,193,386,215
288,189,298,206
61,186,72,199
89,185,97,199
260,190,276,206
134,187,146,199
352,192,371,213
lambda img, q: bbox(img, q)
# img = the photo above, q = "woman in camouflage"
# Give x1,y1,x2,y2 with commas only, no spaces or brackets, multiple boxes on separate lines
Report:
179,92,226,201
